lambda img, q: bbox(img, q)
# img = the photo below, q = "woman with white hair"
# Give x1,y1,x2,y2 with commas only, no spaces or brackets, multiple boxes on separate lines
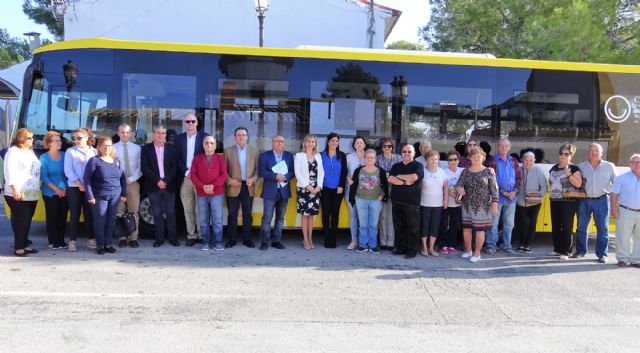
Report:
514,151,548,253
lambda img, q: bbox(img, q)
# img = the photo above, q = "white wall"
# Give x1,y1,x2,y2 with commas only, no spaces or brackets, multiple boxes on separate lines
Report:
63,0,391,48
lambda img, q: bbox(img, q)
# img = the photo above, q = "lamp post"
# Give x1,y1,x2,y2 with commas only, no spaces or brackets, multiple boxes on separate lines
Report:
390,75,408,148
254,0,270,47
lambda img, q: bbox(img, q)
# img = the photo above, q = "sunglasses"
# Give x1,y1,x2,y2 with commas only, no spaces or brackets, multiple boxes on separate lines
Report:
559,152,571,156
185,120,197,124
72,136,85,140
448,158,458,161
382,144,393,148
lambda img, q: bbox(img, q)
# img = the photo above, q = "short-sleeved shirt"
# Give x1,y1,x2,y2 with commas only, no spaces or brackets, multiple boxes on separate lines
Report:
389,161,424,205
444,167,464,208
420,167,447,207
611,171,640,209
577,160,616,198
549,164,581,201
355,168,383,200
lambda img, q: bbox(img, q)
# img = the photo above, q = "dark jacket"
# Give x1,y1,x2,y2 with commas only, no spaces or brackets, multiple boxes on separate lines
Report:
348,165,389,205
141,143,178,193
175,131,208,185
258,150,296,200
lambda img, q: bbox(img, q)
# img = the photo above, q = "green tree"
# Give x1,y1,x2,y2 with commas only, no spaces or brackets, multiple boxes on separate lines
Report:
386,40,426,51
0,28,29,69
422,0,639,64
23,0,64,41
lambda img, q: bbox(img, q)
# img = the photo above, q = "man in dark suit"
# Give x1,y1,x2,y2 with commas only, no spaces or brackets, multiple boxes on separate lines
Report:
141,126,180,247
258,135,295,250
175,113,209,246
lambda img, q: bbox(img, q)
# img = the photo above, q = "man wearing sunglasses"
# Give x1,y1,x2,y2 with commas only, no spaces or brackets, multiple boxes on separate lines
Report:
176,113,209,246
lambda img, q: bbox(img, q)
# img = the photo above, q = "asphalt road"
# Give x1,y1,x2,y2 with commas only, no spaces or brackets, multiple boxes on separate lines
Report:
1,201,639,353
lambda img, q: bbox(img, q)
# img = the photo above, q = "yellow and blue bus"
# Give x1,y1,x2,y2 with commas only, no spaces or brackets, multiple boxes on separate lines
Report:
13,38,640,234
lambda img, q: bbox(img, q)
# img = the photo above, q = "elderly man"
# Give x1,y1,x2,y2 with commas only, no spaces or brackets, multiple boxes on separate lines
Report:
114,123,142,248
175,113,208,246
258,135,295,251
486,138,521,254
414,139,431,166
224,126,260,248
388,144,424,259
610,154,640,267
575,143,616,263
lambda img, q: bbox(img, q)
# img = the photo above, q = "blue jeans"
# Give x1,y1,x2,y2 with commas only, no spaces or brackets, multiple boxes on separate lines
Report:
355,198,382,249
197,194,224,248
487,202,516,250
91,192,121,248
261,192,288,244
576,196,610,257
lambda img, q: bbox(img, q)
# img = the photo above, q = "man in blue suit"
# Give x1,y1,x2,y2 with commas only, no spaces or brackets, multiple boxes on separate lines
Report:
258,135,295,250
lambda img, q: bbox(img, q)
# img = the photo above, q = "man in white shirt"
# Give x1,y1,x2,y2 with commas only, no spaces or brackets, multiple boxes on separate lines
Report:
610,154,640,267
114,123,142,248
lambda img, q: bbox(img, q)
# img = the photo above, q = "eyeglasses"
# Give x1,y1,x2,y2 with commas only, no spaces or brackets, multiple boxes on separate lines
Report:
559,152,571,156
72,136,85,141
204,142,216,145
382,144,393,148
448,158,458,161
102,145,113,148
185,120,197,124
401,151,412,154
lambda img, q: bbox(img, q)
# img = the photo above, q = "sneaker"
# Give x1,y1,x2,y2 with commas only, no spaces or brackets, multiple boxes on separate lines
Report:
461,251,473,259
484,247,496,254
547,251,560,256
86,239,97,250
597,256,608,264
516,246,525,253
522,247,532,254
559,255,569,261
214,244,225,251
440,247,450,255
347,241,357,250
201,245,210,251
448,248,458,255
469,255,481,263
356,247,368,253
504,248,515,254
104,246,117,254
370,247,380,254
48,244,55,249
50,243,67,250
68,240,77,252
571,253,585,258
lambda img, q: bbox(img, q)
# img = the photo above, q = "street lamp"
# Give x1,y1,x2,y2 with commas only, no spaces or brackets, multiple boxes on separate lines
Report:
254,0,270,47
390,75,408,148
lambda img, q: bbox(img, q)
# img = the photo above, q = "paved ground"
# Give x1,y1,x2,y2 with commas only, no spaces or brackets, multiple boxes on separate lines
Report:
1,200,640,353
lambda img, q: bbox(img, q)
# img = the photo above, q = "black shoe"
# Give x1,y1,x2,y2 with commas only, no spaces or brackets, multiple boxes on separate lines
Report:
522,246,532,254
153,240,164,248
271,242,285,250
392,249,406,256
104,246,117,254
186,239,197,247
370,247,380,254
260,243,268,251
118,239,128,248
96,248,105,255
26,239,33,246
405,250,417,259
225,240,237,248
25,248,39,254
169,240,180,247
128,240,139,248
243,240,255,248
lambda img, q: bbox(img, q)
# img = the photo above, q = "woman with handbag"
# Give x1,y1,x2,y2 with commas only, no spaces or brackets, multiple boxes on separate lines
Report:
84,136,127,255
548,144,583,260
514,151,548,253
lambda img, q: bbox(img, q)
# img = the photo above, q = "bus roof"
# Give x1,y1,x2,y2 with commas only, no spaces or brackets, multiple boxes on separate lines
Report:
34,37,640,74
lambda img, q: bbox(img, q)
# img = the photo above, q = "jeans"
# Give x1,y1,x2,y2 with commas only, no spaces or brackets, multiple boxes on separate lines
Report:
550,200,576,255
43,195,68,246
91,192,121,248
66,186,95,241
260,191,288,245
227,183,254,241
575,196,610,257
148,189,178,242
320,187,343,248
392,202,420,253
487,202,516,250
197,194,224,248
514,204,541,248
4,196,37,250
355,198,382,249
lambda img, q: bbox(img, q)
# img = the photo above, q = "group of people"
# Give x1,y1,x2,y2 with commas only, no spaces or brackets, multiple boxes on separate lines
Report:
3,117,640,267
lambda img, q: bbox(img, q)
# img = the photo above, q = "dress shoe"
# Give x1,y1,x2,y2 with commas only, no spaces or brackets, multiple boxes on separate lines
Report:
118,239,128,248
26,239,33,246
243,240,255,248
169,240,180,247
392,249,406,256
186,239,197,247
153,240,164,248
225,240,237,248
271,242,285,250
13,250,27,257
128,240,139,248
25,248,39,254
104,246,117,254
260,243,268,251
96,248,105,255
405,250,417,259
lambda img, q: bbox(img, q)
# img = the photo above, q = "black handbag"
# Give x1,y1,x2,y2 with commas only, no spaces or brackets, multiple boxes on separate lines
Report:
115,208,137,237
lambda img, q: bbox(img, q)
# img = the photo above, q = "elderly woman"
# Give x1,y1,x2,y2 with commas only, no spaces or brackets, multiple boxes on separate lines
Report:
84,136,127,255
40,130,69,250
376,137,402,251
419,150,448,257
295,134,324,250
190,136,228,251
548,144,583,260
455,147,498,263
64,128,98,251
4,128,41,256
514,151,549,253
349,149,388,253
345,136,367,250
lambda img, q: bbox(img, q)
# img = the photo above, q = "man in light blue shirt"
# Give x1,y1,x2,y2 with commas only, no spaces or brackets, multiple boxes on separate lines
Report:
610,154,640,267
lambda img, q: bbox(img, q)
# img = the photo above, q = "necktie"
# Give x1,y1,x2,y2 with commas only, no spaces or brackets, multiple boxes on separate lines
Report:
123,143,132,177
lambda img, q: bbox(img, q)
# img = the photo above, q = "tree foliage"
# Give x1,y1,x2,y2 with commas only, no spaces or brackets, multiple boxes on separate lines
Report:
23,0,64,41
0,29,30,69
386,40,426,51
422,0,640,64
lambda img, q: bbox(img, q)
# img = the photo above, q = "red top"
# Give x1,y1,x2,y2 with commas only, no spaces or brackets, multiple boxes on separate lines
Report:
190,153,227,197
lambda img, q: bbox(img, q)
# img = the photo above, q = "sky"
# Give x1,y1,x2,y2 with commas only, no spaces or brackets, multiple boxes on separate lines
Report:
1,0,430,45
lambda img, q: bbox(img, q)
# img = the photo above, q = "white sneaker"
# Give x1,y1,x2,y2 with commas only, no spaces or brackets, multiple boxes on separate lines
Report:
347,240,357,250
559,255,569,261
68,240,77,252
201,245,210,251
470,255,481,263
461,251,473,258
86,239,97,250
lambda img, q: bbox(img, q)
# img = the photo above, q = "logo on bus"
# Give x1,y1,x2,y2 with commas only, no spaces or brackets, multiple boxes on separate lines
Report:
604,95,638,123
